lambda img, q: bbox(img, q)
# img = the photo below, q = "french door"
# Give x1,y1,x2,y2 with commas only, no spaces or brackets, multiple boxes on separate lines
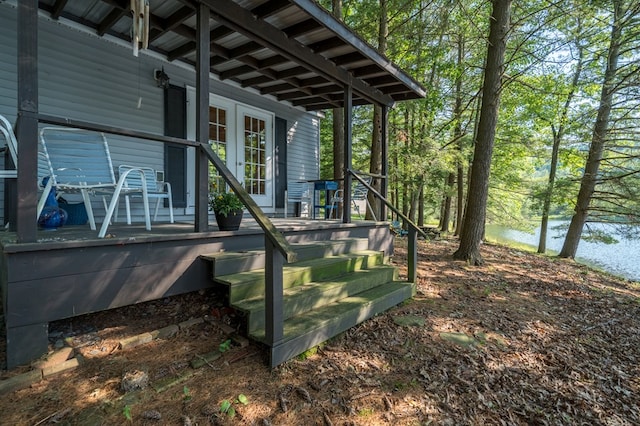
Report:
186,88,274,211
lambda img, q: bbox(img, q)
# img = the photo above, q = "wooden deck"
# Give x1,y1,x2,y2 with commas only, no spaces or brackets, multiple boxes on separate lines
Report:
1,218,394,368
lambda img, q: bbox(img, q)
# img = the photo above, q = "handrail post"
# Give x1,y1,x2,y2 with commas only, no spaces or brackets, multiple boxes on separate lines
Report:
265,236,284,346
408,226,417,283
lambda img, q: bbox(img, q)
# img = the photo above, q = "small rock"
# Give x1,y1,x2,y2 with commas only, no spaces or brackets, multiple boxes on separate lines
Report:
392,315,425,327
48,331,64,340
54,339,65,350
142,410,162,420
121,369,149,392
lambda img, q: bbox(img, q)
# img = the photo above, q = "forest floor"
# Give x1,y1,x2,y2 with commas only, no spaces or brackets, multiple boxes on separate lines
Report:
1,236,639,425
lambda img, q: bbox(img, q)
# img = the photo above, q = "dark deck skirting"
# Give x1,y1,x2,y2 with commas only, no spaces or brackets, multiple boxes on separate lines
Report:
1,219,393,368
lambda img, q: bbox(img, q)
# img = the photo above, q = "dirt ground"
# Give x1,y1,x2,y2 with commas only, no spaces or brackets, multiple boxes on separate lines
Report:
1,237,639,425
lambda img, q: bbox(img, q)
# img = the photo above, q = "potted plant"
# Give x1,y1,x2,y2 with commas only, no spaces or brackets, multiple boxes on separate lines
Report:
209,189,244,231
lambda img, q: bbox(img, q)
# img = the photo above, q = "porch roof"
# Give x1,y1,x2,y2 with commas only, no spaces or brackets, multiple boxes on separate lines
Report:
37,0,426,110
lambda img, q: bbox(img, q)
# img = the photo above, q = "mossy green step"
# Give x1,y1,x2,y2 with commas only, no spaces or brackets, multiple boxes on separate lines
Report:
201,238,370,276
235,265,399,333
250,281,416,367
216,251,385,304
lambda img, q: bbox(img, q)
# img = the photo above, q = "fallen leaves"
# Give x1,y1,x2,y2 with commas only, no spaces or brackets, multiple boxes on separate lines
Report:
1,237,640,425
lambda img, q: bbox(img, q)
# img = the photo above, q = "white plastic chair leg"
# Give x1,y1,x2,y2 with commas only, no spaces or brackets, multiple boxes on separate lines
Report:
125,195,132,225
81,189,97,231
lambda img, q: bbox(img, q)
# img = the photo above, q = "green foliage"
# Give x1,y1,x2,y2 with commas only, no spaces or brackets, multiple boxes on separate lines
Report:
183,386,192,402
122,405,132,422
219,339,232,353
208,191,244,217
317,0,640,241
219,399,234,418
219,394,249,418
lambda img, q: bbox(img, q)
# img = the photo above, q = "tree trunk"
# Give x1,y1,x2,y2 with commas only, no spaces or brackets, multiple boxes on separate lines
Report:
559,1,622,259
537,128,560,253
418,181,425,226
441,172,455,232
367,0,388,220
368,105,382,220
447,34,464,234
332,0,344,218
538,31,584,254
453,0,512,265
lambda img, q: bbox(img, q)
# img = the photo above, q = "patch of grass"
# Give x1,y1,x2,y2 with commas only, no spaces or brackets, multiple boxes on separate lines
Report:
122,405,132,422
358,408,375,417
393,378,419,391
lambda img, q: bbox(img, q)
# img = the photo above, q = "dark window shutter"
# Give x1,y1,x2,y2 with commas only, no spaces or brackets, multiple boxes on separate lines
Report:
274,117,287,209
164,84,187,208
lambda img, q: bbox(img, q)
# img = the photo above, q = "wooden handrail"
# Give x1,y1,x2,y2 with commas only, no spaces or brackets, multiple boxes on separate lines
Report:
349,169,424,282
349,170,426,239
38,114,198,147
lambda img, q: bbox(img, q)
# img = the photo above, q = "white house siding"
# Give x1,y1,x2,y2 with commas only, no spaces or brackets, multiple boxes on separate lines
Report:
0,2,320,224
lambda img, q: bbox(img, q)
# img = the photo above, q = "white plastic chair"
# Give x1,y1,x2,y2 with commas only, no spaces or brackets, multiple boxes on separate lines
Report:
284,181,312,218
0,115,18,179
329,177,377,221
39,127,151,238
118,164,173,224
1,115,59,222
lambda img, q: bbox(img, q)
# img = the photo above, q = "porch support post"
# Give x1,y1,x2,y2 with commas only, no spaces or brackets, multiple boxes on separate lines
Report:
265,236,284,356
194,4,210,232
380,105,389,221
342,85,353,223
16,0,39,242
408,226,417,283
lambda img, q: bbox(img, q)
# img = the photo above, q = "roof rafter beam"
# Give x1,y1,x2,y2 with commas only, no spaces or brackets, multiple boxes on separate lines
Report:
97,7,128,36
283,18,322,38
167,0,290,62
201,0,393,106
50,0,69,20
149,6,196,43
291,95,341,108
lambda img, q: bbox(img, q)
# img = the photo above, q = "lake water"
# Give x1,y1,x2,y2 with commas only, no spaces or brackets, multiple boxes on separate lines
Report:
485,221,640,282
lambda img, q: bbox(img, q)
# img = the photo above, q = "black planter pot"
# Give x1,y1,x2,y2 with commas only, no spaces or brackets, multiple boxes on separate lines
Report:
214,210,243,231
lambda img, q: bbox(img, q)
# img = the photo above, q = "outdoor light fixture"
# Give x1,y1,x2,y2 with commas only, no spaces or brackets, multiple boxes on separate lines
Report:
154,67,170,89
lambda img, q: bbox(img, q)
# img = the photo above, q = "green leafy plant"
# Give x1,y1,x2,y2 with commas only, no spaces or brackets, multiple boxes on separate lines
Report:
219,394,249,418
122,404,132,421
208,190,244,217
183,386,192,402
219,399,235,418
219,339,232,353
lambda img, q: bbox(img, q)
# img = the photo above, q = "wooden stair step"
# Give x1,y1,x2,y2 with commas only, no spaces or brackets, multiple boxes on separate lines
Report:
235,265,399,333
250,281,416,367
200,238,370,276
218,251,385,304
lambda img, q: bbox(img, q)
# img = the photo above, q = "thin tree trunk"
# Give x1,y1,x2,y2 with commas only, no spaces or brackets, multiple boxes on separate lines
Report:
332,0,344,218
559,1,622,258
456,79,482,237
441,172,455,232
368,0,388,220
446,34,464,234
454,0,511,265
538,30,583,254
418,182,425,226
